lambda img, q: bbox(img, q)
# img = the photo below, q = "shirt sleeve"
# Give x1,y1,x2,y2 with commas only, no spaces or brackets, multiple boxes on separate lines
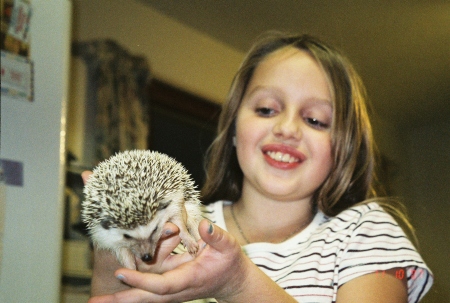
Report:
337,203,433,303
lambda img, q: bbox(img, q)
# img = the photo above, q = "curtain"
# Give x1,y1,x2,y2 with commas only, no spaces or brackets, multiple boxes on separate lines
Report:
72,39,151,164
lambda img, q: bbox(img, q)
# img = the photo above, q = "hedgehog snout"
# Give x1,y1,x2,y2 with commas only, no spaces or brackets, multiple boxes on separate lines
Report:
133,235,159,263
141,253,153,262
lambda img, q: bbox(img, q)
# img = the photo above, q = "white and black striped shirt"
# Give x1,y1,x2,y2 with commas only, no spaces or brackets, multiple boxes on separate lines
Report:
191,201,433,303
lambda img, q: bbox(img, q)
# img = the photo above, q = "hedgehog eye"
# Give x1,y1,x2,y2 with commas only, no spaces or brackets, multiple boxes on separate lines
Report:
123,234,133,240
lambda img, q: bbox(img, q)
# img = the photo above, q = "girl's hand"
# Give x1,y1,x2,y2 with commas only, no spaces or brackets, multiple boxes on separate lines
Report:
90,222,187,296
82,171,196,296
88,220,252,303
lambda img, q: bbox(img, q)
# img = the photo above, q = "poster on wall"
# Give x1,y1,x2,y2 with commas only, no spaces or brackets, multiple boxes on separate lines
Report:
1,0,33,101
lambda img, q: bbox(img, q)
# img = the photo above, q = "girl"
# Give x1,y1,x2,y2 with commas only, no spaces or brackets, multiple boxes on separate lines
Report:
86,33,433,303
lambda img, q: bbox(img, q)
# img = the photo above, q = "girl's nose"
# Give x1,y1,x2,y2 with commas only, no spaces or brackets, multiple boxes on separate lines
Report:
273,113,301,140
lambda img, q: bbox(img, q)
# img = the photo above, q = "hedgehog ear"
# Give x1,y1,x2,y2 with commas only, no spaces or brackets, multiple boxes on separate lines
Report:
100,218,113,230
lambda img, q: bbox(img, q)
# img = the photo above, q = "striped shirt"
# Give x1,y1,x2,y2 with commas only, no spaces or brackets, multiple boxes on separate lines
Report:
189,200,433,303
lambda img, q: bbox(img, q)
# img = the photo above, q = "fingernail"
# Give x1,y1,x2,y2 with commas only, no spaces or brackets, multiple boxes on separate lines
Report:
116,274,125,281
208,222,214,234
164,229,174,235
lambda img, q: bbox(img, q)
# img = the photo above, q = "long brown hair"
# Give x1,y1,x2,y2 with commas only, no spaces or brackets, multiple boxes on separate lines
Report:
201,32,413,237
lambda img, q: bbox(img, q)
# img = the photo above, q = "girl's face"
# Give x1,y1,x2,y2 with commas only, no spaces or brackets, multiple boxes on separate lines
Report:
235,47,333,202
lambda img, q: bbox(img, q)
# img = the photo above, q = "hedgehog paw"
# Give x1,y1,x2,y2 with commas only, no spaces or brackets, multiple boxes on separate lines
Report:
186,241,199,256
181,235,199,256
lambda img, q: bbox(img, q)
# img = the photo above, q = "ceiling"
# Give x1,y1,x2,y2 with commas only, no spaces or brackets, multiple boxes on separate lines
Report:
141,0,450,128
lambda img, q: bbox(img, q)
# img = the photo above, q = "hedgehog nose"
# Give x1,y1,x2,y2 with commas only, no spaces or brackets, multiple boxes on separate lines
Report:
141,253,152,262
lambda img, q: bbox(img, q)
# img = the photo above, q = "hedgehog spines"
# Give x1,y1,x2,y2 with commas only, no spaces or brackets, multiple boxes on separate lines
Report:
82,150,201,230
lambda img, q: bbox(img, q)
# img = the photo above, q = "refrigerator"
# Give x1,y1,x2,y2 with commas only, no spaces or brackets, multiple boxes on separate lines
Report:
0,0,72,302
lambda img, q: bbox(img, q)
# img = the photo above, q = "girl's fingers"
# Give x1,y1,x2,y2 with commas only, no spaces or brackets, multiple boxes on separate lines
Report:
160,222,180,239
136,222,181,272
81,170,92,184
198,219,236,253
88,288,154,303
114,221,234,294
115,260,197,296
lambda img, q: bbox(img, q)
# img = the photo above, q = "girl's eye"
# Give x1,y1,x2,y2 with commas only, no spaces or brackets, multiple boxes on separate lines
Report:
123,234,133,239
256,107,276,117
305,117,329,130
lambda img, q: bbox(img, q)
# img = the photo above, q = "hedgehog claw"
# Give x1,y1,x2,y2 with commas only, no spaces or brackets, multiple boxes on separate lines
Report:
181,235,199,256
186,242,199,256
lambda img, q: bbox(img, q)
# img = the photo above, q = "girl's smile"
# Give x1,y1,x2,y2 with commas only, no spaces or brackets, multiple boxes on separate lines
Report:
235,46,333,202
262,143,305,169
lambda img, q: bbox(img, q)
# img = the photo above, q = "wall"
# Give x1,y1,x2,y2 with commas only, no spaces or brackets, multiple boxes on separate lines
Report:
69,0,244,164
399,121,450,302
0,1,72,302
369,96,449,303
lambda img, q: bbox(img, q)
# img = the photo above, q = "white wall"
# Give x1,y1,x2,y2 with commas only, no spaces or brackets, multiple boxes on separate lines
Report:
0,1,72,302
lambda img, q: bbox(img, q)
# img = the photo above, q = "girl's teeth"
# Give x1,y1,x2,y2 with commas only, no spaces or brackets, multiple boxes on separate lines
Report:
268,151,298,163
275,152,283,161
282,153,292,162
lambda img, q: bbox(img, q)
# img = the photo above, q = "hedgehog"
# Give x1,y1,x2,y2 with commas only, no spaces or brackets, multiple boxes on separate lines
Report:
81,150,203,270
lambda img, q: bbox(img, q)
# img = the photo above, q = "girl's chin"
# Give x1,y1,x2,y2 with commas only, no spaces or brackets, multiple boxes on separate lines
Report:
260,187,309,202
